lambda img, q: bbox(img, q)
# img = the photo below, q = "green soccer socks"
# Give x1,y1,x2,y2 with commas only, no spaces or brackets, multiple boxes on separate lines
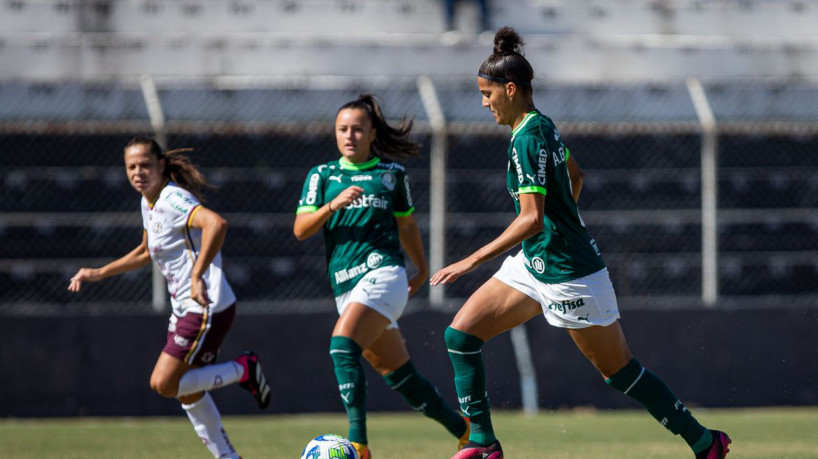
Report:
607,358,711,454
383,360,467,439
330,336,368,445
444,326,496,446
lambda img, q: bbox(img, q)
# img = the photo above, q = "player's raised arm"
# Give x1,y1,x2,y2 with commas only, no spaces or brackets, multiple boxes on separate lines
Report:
293,185,363,241
430,192,543,286
68,231,151,292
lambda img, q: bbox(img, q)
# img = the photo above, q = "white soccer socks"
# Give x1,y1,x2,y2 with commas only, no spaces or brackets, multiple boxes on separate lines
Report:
177,361,243,397
182,392,239,459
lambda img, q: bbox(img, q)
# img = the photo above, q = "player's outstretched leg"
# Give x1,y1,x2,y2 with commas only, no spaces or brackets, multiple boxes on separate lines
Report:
330,336,369,450
235,351,271,409
382,360,468,449
606,359,730,457
444,327,498,450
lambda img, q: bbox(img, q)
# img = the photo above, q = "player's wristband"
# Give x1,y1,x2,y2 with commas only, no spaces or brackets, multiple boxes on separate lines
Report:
327,201,335,212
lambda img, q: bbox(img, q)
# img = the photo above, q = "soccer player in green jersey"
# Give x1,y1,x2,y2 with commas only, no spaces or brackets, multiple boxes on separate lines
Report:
430,27,731,459
294,95,469,459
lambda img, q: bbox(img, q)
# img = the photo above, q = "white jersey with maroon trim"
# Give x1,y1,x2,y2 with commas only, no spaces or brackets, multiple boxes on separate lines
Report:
140,181,235,316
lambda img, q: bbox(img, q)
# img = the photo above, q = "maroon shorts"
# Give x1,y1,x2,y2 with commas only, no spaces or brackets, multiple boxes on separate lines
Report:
163,304,236,366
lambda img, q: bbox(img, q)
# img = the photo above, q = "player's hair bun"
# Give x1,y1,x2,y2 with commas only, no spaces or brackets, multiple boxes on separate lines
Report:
493,26,525,56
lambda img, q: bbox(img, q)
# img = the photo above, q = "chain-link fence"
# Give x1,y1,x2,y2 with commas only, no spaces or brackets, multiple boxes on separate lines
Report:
2,76,817,315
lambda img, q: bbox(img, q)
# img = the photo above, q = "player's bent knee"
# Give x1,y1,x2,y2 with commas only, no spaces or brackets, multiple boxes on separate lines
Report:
149,376,179,398
178,392,205,404
443,325,460,347
444,326,483,351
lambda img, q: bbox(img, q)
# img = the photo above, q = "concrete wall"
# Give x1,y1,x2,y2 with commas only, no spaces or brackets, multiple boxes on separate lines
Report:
1,307,815,417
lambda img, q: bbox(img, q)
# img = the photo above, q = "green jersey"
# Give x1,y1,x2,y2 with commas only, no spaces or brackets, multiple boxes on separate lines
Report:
507,110,605,283
297,156,414,296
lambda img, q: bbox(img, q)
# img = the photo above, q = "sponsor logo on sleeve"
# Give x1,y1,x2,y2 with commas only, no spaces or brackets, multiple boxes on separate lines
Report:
305,173,320,205
166,191,196,214
537,148,548,185
404,176,413,207
511,148,524,183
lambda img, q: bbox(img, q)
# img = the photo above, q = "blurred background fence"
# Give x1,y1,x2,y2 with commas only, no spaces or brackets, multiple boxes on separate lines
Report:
2,76,817,316
2,0,818,417
1,0,818,316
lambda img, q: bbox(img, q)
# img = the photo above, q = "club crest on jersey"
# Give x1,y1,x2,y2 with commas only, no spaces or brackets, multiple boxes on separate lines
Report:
151,220,163,234
524,256,546,273
380,171,396,191
367,252,384,269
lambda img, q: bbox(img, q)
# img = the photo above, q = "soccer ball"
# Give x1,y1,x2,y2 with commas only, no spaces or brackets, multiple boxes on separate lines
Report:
300,434,359,459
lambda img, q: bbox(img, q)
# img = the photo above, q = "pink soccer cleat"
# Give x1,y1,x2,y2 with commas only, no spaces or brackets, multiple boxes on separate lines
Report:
235,351,271,410
451,440,503,459
696,430,731,459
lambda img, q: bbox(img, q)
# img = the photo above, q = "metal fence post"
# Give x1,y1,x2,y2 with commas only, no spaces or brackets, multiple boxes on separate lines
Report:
417,76,448,308
687,77,719,307
139,74,168,313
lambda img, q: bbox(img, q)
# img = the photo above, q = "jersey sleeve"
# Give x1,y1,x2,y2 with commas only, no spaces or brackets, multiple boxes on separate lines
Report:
392,169,415,217
297,165,325,214
511,134,549,196
164,187,202,229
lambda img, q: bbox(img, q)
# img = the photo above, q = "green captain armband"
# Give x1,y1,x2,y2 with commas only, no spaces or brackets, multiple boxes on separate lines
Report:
394,207,415,217
296,206,318,214
518,185,547,195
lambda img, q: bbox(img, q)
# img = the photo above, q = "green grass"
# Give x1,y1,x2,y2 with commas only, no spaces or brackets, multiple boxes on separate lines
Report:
2,407,817,458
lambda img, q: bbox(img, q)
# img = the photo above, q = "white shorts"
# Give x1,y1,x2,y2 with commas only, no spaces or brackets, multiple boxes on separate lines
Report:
334,265,408,330
493,251,621,329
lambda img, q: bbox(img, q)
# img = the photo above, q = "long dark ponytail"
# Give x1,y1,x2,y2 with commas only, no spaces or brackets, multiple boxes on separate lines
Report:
337,94,421,161
124,137,214,202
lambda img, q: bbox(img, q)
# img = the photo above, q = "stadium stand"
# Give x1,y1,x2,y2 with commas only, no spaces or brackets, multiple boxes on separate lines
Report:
1,1,818,312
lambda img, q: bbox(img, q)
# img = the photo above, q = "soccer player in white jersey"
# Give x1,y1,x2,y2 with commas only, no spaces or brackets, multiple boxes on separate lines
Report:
68,137,271,459
430,28,731,459
294,95,469,459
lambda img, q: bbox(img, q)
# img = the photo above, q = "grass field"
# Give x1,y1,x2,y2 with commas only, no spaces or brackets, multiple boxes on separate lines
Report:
3,407,817,458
